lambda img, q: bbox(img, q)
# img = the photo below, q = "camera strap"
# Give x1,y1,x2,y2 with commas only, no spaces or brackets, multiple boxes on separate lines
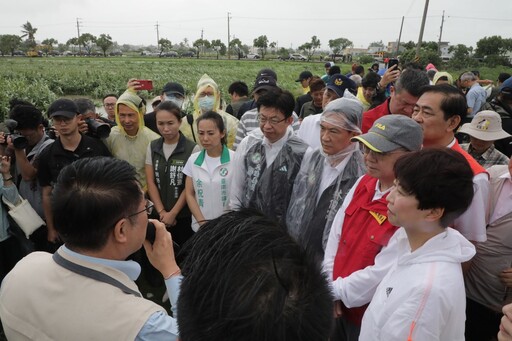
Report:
52,252,142,297
186,114,196,142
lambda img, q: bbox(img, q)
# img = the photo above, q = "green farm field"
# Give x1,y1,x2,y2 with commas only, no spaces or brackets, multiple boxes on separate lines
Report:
0,56,328,118
0,56,509,119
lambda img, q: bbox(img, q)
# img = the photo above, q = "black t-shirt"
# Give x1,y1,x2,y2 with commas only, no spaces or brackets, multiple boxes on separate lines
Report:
294,93,312,115
37,134,112,187
144,111,158,135
237,100,256,118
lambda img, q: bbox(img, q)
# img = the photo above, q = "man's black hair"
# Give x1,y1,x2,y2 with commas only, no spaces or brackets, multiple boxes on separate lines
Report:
228,81,249,97
309,77,326,93
354,65,364,76
419,84,468,123
9,104,44,130
52,157,142,250
394,68,430,97
9,98,34,110
102,94,118,101
177,208,333,341
394,148,474,227
256,88,295,119
328,65,341,76
362,72,381,89
498,73,511,83
74,98,96,116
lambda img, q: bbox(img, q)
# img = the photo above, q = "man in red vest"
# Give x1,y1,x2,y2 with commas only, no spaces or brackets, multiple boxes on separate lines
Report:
412,84,489,243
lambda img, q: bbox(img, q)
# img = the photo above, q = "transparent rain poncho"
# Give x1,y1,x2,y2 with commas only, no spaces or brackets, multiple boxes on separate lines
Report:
239,128,309,227
286,98,366,259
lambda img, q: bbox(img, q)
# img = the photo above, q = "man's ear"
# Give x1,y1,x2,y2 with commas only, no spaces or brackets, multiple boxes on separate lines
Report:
447,115,461,131
113,218,129,244
389,86,396,97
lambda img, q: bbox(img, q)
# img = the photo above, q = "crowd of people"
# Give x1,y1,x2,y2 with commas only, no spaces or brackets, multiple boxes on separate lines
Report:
0,59,512,340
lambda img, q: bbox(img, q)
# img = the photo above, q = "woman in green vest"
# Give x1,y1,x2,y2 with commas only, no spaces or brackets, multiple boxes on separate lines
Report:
145,101,199,246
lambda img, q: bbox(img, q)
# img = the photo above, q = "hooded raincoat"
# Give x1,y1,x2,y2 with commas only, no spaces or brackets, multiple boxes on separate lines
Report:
103,89,159,190
179,74,239,149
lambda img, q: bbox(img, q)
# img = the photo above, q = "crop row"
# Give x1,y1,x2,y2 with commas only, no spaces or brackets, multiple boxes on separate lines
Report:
0,57,324,118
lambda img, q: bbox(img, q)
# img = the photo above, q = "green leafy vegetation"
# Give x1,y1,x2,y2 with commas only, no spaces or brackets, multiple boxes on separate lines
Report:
0,57,329,119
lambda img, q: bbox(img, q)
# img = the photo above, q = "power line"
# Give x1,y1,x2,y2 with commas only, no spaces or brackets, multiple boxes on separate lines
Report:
448,15,512,22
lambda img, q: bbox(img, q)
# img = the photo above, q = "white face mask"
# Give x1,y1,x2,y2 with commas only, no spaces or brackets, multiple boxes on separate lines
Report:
164,95,184,109
198,95,215,111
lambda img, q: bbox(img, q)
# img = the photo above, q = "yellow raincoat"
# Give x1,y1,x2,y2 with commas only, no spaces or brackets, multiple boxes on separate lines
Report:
103,89,159,191
180,74,239,149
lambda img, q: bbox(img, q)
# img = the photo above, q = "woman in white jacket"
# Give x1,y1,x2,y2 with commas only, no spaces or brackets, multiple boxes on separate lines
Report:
359,149,476,341
183,111,234,231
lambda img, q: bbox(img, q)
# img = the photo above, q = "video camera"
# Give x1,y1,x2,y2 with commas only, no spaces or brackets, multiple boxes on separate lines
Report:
3,119,28,149
85,118,111,139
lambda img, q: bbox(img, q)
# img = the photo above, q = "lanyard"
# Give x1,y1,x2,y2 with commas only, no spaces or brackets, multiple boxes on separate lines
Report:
52,252,141,298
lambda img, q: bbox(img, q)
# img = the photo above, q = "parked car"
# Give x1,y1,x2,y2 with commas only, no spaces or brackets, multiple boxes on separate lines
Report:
246,53,261,59
160,51,179,58
289,53,307,61
109,50,123,56
180,51,195,58
328,53,345,60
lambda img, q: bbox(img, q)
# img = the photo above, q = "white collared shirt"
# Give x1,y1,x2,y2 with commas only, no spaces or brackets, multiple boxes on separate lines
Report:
490,171,512,224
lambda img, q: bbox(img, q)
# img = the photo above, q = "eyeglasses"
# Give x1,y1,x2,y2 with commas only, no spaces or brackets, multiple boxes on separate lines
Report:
258,115,287,126
104,103,116,107
127,200,154,218
361,144,400,160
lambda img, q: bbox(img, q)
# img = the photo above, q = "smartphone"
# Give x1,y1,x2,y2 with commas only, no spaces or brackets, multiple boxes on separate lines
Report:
137,79,153,91
146,222,156,244
388,58,399,70
145,221,181,254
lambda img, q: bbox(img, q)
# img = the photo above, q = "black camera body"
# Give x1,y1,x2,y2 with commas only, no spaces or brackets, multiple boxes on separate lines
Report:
4,133,28,149
3,119,28,149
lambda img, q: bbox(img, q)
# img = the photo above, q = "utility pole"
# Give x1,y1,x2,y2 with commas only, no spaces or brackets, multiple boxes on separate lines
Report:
76,18,82,54
227,12,231,60
415,0,430,59
438,11,445,55
201,29,204,55
396,16,404,56
156,22,160,49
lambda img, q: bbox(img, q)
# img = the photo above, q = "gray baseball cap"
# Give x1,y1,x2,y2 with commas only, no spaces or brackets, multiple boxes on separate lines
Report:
352,115,423,153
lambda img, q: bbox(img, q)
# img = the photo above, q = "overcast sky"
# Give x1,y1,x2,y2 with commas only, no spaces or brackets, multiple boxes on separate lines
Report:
2,0,511,50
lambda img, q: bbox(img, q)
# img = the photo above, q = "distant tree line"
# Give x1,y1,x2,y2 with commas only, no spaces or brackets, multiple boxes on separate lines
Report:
2,21,512,68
